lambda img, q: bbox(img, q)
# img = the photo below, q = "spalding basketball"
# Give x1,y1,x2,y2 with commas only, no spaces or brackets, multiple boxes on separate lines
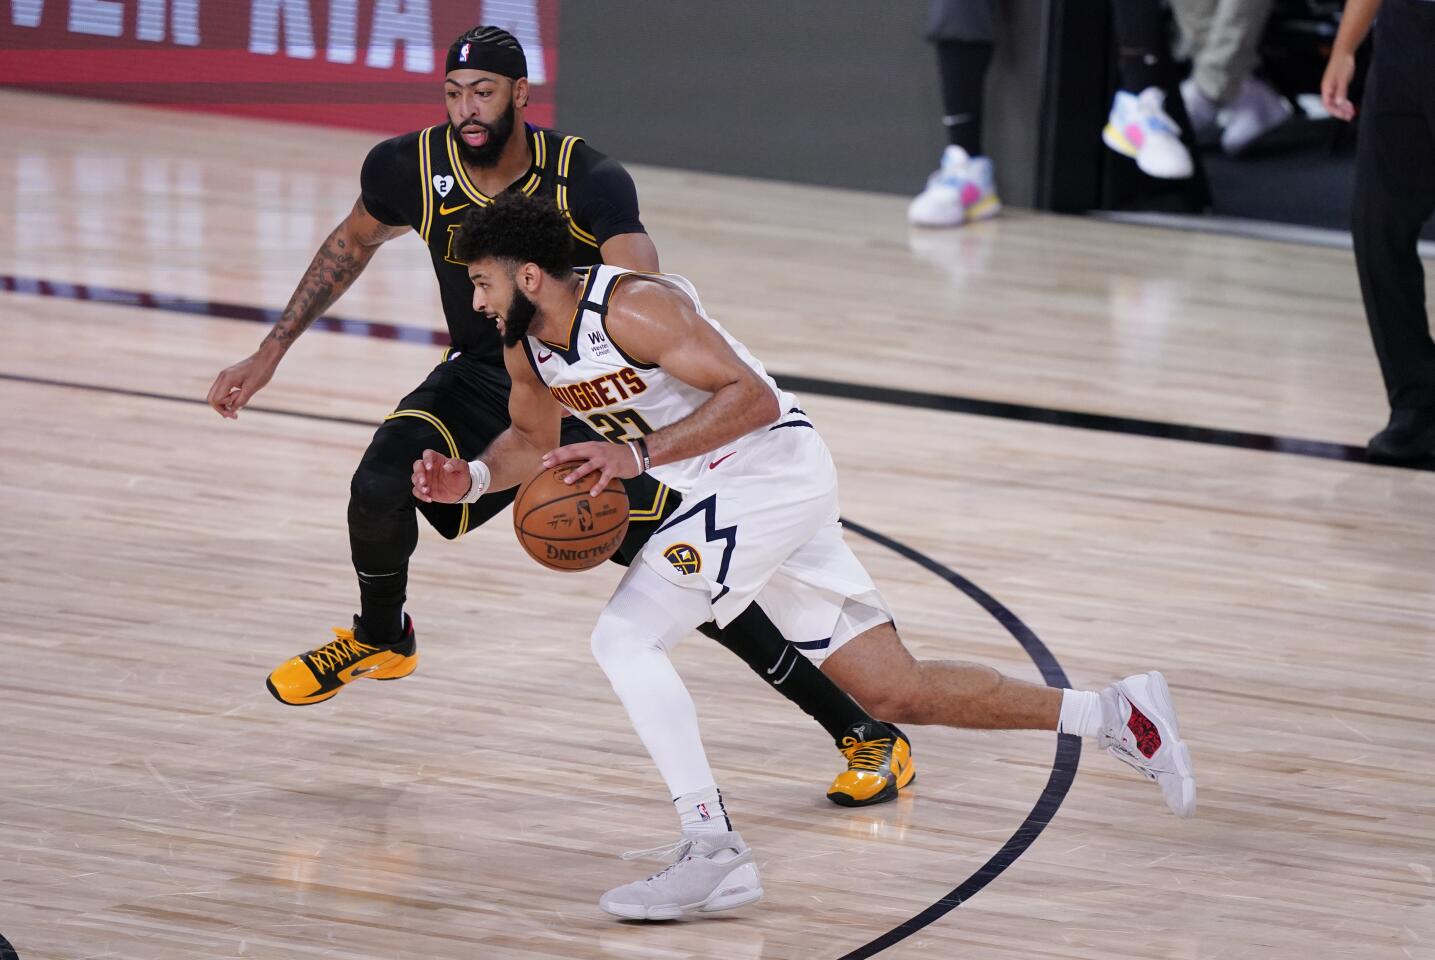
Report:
513,463,630,571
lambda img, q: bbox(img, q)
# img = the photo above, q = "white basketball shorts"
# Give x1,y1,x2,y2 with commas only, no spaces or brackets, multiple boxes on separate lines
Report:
638,416,893,663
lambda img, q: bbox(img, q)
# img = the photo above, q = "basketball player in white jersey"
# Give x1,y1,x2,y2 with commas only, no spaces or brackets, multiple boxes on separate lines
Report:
412,193,1196,920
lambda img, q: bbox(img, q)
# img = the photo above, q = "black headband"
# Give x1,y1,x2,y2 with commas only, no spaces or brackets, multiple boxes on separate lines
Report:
446,26,527,79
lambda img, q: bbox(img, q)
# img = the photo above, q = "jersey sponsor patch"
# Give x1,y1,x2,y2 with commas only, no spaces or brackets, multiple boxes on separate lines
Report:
663,543,702,575
432,174,455,197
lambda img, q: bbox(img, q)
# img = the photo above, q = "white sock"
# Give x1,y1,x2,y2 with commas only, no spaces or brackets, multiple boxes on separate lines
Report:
674,785,731,834
1057,689,1104,738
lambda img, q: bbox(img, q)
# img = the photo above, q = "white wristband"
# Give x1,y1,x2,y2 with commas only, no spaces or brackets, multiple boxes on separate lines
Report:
459,459,491,504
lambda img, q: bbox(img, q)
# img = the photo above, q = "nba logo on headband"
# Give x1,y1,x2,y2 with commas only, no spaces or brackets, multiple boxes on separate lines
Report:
459,42,471,63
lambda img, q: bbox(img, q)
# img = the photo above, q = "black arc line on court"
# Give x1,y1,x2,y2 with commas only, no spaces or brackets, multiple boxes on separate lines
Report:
4,369,1085,956
837,519,1081,960
5,273,1431,472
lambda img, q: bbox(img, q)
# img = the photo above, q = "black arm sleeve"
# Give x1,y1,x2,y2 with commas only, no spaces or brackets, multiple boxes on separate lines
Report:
359,135,415,227
564,142,647,245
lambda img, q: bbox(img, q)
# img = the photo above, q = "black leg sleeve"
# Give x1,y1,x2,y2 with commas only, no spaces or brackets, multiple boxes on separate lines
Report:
936,39,994,155
1110,0,1166,93
700,605,877,744
349,416,435,645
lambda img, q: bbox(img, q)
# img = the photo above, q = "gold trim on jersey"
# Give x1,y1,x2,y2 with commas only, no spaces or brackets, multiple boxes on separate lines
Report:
445,126,544,207
537,267,597,352
385,408,470,536
602,272,664,368
418,126,437,243
629,482,671,523
556,135,601,249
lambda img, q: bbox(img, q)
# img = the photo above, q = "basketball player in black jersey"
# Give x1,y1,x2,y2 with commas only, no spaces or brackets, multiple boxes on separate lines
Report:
206,26,913,806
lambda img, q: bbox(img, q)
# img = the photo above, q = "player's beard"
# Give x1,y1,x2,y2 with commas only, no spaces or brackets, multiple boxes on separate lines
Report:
498,288,538,348
453,100,516,169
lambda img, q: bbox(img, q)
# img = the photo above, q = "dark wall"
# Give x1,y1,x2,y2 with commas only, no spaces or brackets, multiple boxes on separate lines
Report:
557,1,1051,206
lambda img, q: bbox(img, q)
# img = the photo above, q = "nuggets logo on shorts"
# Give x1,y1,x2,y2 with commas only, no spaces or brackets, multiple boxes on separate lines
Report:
663,543,702,575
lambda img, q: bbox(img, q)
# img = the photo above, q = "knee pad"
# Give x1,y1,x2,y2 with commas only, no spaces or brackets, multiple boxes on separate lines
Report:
351,415,454,529
349,461,413,517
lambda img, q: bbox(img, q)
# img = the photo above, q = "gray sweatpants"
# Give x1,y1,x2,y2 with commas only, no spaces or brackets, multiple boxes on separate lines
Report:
1170,0,1277,103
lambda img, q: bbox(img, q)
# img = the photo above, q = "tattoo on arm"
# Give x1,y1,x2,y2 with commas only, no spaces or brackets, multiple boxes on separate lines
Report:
263,227,375,348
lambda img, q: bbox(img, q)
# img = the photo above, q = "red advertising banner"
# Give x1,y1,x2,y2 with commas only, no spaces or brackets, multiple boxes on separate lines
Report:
0,1,559,133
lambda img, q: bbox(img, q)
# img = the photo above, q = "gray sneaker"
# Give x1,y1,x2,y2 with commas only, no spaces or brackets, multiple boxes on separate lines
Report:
1098,671,1196,818
599,830,763,920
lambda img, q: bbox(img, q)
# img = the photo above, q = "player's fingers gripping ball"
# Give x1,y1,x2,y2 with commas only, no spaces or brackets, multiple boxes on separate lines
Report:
513,463,630,571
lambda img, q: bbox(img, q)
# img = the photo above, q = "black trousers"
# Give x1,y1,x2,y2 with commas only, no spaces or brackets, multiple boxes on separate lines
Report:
1352,0,1435,413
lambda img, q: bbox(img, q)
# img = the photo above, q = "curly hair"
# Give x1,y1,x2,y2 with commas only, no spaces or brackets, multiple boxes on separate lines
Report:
453,193,573,277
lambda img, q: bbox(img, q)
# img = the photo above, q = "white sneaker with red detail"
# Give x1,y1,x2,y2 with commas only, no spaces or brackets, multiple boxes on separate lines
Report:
1098,671,1196,818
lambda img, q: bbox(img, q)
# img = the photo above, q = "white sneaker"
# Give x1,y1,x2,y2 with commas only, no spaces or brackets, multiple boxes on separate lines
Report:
1220,76,1292,156
1180,77,1221,142
1103,88,1194,180
599,830,763,921
907,145,1003,227
1097,671,1196,818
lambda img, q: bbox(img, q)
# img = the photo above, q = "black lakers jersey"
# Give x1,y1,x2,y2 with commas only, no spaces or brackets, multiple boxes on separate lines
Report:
359,123,646,364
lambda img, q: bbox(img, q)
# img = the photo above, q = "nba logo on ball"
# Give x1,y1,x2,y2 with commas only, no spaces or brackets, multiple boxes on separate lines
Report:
458,42,471,63
663,543,701,575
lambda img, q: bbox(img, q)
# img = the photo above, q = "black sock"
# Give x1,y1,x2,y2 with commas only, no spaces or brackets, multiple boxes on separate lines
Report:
936,39,993,156
1110,0,1165,93
355,563,408,644
701,606,879,743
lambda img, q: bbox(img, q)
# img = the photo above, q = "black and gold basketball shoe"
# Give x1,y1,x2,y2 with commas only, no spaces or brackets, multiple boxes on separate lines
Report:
826,722,916,807
266,615,418,706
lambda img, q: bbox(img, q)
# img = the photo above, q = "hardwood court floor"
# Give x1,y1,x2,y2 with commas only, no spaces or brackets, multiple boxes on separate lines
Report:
0,90,1432,960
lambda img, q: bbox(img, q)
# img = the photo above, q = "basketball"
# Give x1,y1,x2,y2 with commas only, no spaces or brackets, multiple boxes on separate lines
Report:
512,463,630,571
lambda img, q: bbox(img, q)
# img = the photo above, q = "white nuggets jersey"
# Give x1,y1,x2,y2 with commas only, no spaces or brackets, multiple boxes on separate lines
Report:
519,265,803,495
522,265,891,644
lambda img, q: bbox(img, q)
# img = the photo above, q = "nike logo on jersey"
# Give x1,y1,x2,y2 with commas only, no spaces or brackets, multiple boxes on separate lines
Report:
709,452,735,470
439,201,471,216
537,351,553,363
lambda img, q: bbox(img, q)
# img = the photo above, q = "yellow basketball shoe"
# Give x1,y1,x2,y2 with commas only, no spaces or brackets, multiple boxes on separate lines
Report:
266,615,418,706
826,722,916,807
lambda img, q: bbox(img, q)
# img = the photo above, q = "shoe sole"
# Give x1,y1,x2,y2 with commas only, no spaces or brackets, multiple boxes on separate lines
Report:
265,654,417,705
602,866,764,920
265,676,339,706
1104,124,1193,180
909,198,1002,229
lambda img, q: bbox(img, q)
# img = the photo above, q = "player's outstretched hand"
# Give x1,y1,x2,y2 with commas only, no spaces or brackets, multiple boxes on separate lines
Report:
207,350,281,419
542,441,640,497
413,449,473,504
